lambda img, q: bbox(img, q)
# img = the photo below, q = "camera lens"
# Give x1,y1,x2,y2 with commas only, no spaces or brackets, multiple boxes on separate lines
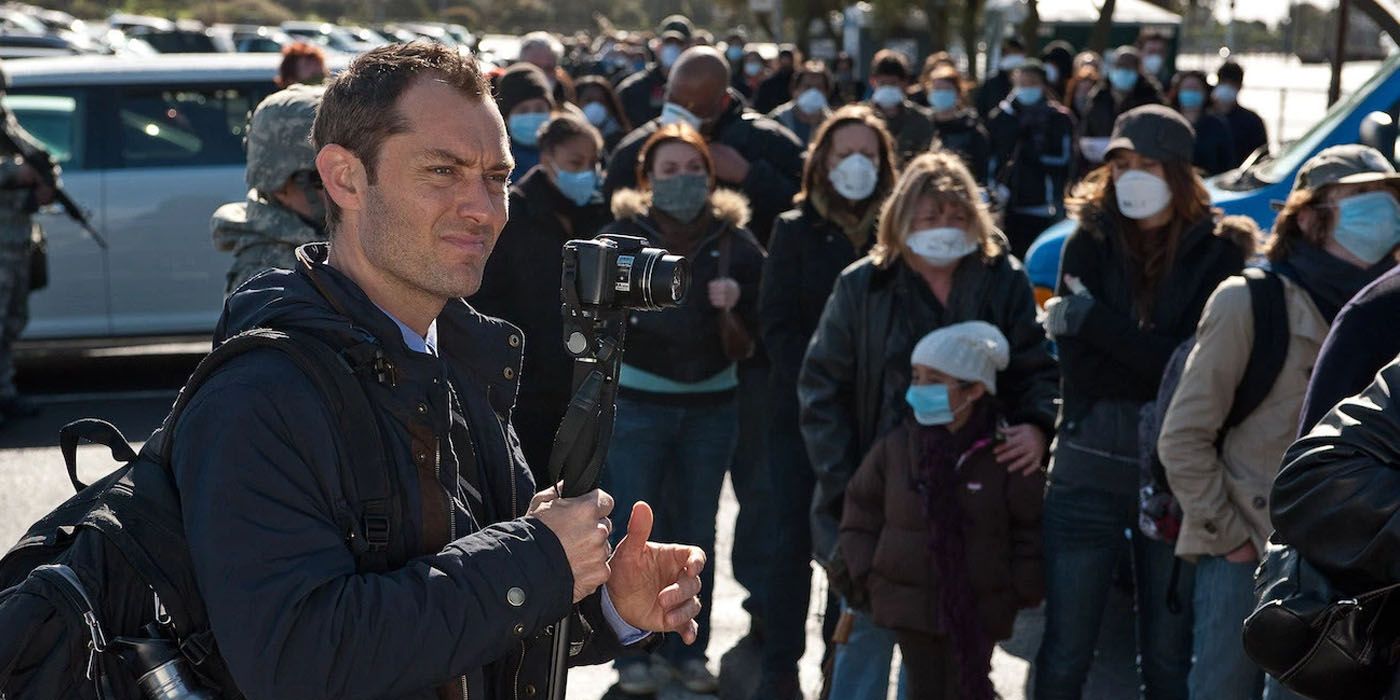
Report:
635,248,688,310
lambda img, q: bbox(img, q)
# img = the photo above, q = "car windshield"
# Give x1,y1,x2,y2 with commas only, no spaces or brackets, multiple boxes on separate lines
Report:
1253,52,1400,184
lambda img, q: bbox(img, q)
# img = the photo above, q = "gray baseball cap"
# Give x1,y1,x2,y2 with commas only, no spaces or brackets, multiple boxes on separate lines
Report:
244,84,323,194
1105,104,1195,164
1292,144,1400,194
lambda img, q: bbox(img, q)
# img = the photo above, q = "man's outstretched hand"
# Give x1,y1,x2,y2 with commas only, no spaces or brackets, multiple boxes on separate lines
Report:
606,502,705,644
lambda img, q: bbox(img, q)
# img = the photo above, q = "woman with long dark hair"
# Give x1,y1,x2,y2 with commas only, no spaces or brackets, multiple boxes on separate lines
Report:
755,104,898,699
1035,105,1250,700
574,75,633,160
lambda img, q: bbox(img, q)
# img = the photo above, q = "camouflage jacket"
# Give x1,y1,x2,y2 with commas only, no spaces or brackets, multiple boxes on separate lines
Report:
211,191,321,296
0,112,52,248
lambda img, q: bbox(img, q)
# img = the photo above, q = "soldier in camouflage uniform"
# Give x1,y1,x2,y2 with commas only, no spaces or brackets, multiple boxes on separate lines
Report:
0,62,56,421
212,83,327,296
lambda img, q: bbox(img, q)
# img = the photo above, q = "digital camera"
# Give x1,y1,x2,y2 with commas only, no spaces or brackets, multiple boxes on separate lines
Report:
561,234,689,311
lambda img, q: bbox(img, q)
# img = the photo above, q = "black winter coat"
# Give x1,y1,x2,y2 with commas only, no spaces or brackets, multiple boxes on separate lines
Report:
472,166,612,472
173,245,631,700
602,93,804,246
933,109,991,183
600,188,765,395
976,71,1013,120
1273,357,1400,595
760,203,870,418
1054,212,1250,425
1220,104,1269,169
871,100,940,167
988,100,1074,214
616,64,667,131
798,248,1059,564
754,68,794,114
1188,111,1237,176
1298,265,1400,433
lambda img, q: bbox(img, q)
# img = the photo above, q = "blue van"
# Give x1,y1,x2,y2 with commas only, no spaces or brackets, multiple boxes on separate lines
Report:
1024,52,1400,302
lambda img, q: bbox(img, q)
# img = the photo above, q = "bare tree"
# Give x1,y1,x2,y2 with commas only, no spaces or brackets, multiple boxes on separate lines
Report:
1089,0,1117,53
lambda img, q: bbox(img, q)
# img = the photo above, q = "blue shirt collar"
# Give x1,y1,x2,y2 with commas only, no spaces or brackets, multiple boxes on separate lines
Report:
373,303,438,356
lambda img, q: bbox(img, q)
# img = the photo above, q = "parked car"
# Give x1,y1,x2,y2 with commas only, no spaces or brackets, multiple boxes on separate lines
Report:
280,21,372,54
3,53,348,341
1024,51,1400,302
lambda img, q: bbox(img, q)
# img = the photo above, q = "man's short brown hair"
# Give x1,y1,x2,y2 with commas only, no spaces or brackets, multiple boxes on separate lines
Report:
312,41,489,231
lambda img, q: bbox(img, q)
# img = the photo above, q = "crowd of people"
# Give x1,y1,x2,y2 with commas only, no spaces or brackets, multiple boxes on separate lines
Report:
196,16,1400,700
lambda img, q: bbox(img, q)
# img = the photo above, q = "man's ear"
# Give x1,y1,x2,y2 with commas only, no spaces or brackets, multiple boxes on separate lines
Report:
316,144,366,218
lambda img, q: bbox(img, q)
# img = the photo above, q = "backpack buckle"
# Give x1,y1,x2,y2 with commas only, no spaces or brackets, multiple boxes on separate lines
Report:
179,631,214,667
362,513,390,552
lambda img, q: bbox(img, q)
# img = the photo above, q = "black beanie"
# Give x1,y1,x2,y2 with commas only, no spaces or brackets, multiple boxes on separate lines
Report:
496,63,554,117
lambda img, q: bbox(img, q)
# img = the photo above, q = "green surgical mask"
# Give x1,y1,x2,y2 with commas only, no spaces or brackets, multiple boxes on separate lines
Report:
651,173,710,223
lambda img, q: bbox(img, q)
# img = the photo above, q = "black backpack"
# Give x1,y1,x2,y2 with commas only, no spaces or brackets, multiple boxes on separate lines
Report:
0,328,402,699
1137,267,1290,545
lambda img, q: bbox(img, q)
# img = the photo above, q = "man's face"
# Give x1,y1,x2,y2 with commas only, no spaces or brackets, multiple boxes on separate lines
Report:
356,78,512,300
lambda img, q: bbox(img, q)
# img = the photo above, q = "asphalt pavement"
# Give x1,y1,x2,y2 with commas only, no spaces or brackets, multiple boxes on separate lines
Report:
0,348,1141,700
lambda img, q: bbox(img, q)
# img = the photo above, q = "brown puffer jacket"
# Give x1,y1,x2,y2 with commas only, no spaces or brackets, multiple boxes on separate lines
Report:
840,413,1045,640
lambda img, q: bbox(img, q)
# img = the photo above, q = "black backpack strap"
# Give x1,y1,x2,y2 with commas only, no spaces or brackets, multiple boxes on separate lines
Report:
58,419,137,493
152,328,404,573
1225,268,1290,430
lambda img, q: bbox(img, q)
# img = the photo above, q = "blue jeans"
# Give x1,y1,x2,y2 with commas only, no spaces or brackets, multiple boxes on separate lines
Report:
604,395,738,665
828,602,907,700
1036,481,1195,700
1190,555,1263,699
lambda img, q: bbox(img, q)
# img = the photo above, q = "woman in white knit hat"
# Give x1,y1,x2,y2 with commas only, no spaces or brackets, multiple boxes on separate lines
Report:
838,321,1045,700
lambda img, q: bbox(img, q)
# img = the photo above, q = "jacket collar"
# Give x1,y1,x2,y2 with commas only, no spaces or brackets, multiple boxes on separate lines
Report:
291,243,524,413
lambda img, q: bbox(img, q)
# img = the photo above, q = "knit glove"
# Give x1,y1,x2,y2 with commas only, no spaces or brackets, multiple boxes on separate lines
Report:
1043,292,1094,339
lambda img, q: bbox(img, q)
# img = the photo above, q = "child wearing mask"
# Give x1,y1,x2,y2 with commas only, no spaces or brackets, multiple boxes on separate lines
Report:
840,321,1045,700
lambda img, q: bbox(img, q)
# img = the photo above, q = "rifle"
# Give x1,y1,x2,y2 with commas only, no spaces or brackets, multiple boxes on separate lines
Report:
0,117,106,249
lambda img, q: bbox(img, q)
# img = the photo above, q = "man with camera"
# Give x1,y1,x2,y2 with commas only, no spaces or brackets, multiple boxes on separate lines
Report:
169,42,705,699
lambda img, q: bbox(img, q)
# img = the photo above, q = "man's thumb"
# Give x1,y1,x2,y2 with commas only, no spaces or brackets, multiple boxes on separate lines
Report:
620,501,653,555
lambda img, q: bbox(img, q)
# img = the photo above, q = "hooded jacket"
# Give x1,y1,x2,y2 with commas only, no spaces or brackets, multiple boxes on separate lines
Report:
798,243,1059,564
602,90,804,246
170,244,629,700
600,188,764,397
210,193,321,296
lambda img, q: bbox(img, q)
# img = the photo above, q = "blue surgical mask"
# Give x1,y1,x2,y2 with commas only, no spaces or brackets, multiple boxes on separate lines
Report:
927,88,958,112
726,46,744,62
1014,86,1043,106
906,384,955,426
1109,67,1139,92
1333,190,1400,265
508,112,549,147
1178,88,1205,110
553,166,598,207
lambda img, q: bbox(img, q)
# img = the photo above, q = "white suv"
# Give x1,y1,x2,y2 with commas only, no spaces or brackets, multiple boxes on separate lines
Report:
4,53,345,341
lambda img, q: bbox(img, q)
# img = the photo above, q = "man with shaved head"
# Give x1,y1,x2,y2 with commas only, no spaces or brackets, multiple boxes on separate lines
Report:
602,43,804,695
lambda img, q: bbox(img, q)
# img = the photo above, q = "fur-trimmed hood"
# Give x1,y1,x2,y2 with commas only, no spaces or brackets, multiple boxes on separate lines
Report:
609,187,752,229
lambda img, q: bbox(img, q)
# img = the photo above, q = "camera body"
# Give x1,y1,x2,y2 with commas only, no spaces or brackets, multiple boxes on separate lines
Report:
561,234,689,312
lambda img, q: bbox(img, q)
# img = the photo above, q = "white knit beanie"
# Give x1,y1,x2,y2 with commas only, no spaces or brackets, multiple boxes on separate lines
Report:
909,321,1011,395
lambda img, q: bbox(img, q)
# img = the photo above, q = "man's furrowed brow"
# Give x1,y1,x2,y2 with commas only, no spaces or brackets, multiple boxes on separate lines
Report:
419,147,470,166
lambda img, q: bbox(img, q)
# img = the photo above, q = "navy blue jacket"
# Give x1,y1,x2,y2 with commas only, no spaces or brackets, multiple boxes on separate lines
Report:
172,244,628,700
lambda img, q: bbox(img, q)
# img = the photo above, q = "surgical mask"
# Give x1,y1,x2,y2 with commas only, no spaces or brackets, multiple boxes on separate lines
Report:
582,101,611,128
871,84,904,109
828,153,879,202
508,112,548,147
553,165,598,207
1014,86,1043,106
659,101,702,130
999,54,1025,72
1178,89,1205,110
1214,84,1239,105
659,43,682,69
1333,190,1400,264
1114,169,1172,220
796,87,828,114
1142,53,1165,76
927,88,958,112
726,45,744,62
744,60,763,77
1045,63,1060,85
906,384,957,426
1109,67,1139,92
906,226,977,266
651,172,710,223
